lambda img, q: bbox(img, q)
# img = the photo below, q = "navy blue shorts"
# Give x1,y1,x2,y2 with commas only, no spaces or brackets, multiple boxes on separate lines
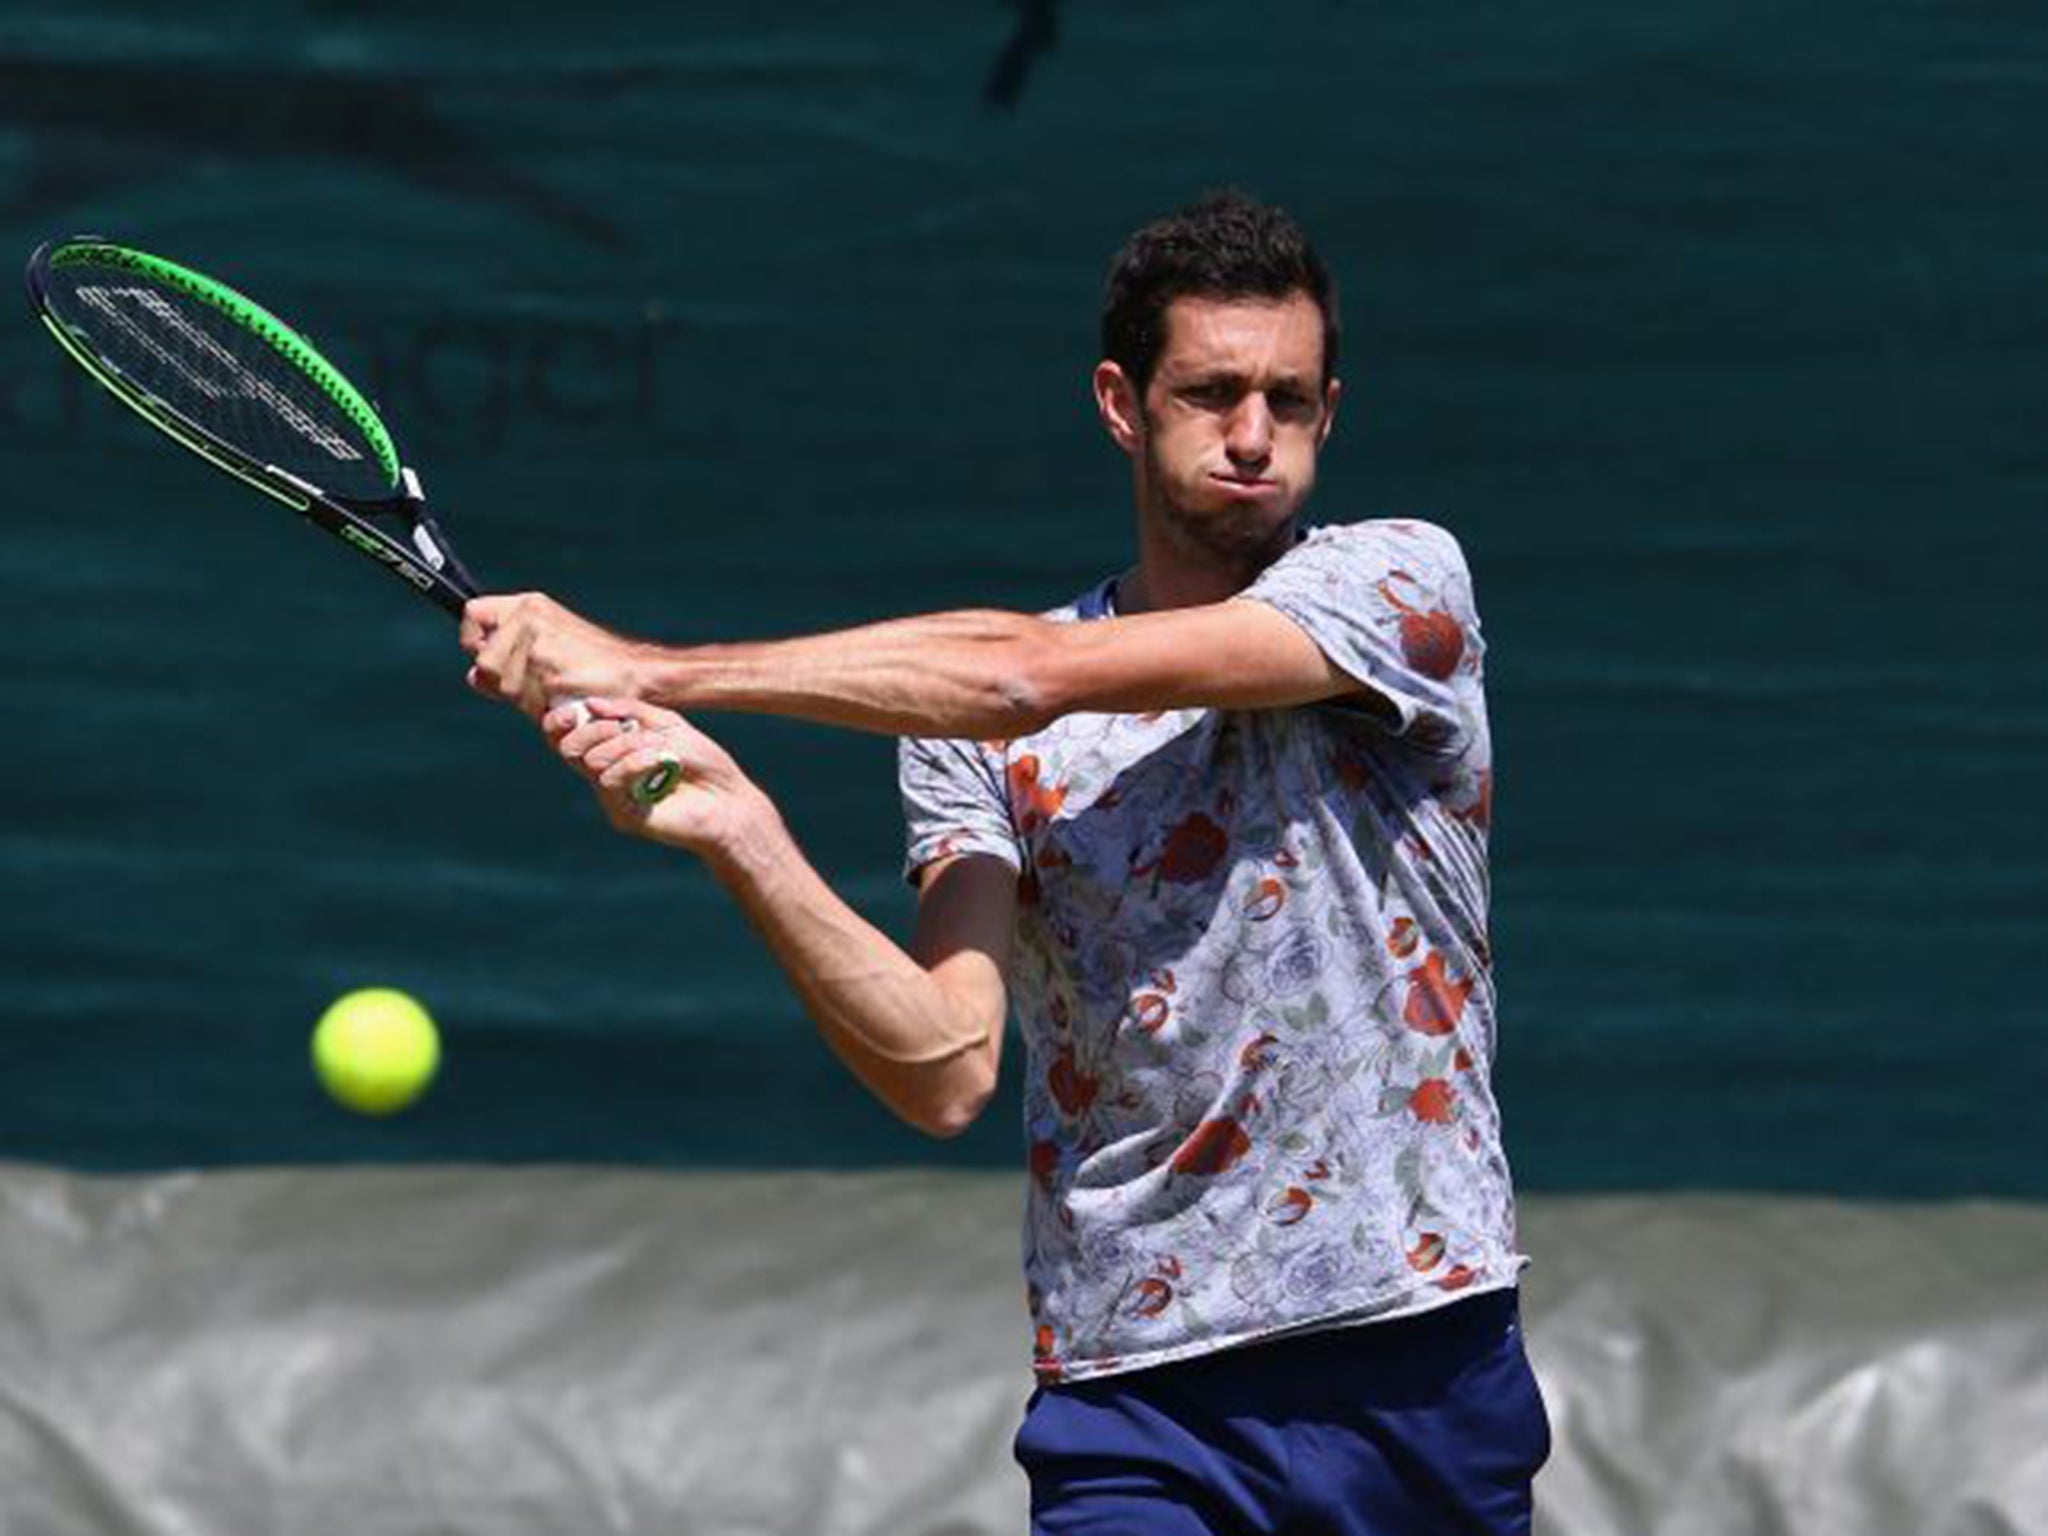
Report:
1014,1290,1550,1536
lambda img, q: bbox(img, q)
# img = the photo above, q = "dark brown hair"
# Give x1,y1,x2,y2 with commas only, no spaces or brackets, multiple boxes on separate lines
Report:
1100,190,1340,392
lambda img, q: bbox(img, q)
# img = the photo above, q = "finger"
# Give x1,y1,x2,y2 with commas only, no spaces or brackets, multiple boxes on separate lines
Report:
459,596,508,655
473,627,512,690
495,626,533,708
583,696,681,731
599,744,683,794
557,719,628,761
585,728,663,774
585,700,705,759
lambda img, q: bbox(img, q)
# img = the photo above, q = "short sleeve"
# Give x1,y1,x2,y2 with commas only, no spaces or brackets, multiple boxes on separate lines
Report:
898,734,1023,885
1242,519,1482,751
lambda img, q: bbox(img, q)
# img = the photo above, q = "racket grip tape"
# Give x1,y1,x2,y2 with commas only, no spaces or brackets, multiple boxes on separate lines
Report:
631,759,682,806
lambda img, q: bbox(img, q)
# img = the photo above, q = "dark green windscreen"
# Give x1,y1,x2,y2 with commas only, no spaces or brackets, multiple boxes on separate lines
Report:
1,1,2041,1194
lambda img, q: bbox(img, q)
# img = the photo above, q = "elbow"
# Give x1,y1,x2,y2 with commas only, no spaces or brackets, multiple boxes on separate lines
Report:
913,1057,998,1141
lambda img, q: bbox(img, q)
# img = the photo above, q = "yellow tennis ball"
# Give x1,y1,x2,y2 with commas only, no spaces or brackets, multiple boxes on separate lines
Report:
312,987,441,1115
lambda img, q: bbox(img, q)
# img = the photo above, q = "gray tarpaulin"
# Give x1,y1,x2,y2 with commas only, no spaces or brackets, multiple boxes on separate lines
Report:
2,1164,2043,1536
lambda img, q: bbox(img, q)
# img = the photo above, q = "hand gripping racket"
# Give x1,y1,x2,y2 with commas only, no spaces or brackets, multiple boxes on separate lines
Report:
26,237,681,807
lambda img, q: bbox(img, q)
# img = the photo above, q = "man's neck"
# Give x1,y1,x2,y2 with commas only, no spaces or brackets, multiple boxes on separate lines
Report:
1118,514,1300,615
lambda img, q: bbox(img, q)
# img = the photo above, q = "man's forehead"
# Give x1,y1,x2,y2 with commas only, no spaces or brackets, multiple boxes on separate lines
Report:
1154,292,1326,380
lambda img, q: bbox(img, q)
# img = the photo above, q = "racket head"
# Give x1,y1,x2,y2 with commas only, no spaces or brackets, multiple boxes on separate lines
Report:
27,237,404,508
26,237,479,610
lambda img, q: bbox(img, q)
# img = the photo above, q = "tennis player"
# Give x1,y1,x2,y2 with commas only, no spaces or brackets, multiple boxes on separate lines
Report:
462,190,1549,1534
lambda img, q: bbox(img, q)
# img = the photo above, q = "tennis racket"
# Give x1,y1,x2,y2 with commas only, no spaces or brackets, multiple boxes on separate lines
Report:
26,236,680,806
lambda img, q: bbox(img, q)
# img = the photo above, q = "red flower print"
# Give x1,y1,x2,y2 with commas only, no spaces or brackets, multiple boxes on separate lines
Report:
1403,953,1473,1037
1387,917,1419,958
1435,1265,1479,1292
1137,813,1229,885
1410,1078,1457,1124
1171,1118,1252,1176
1331,746,1371,792
1028,1138,1060,1192
1047,1046,1098,1117
1401,612,1464,679
1238,1032,1279,1071
1132,1277,1173,1317
1129,993,1171,1034
1453,1046,1475,1073
1007,755,1067,833
1407,1232,1446,1272
1268,1186,1313,1226
1245,876,1287,921
1377,574,1465,680
1033,1324,1063,1381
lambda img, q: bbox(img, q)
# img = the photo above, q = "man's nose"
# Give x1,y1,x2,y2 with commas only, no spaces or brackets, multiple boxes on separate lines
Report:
1225,396,1274,465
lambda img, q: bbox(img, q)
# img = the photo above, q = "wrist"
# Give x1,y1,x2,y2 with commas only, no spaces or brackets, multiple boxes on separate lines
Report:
618,637,665,702
698,784,790,887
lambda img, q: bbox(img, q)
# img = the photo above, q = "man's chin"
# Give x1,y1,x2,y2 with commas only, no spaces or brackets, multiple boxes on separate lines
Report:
1161,496,1303,562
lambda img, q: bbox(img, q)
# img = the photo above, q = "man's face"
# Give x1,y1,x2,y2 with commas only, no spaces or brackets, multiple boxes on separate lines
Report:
1100,291,1340,563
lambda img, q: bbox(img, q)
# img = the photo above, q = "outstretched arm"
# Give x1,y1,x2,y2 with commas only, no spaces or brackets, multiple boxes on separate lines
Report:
462,591,1371,736
548,698,1011,1137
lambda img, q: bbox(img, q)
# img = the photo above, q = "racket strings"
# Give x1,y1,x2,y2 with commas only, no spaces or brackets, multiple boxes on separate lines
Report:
46,261,398,506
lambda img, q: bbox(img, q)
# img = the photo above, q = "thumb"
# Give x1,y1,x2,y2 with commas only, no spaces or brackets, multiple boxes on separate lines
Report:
459,595,506,654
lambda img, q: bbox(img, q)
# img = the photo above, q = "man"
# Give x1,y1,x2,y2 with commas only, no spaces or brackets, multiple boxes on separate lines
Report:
462,191,1548,1534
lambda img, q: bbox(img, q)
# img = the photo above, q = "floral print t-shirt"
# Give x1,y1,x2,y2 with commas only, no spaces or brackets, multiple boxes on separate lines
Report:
898,519,1526,1383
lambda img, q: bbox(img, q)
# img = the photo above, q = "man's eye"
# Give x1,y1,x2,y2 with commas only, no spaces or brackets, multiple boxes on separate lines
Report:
1271,391,1317,421
1183,383,1235,408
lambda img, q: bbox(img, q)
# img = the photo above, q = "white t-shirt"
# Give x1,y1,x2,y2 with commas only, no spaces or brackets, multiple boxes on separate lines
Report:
899,519,1525,1382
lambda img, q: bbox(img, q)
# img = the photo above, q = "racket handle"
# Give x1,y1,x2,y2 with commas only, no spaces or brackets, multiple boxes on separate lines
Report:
565,701,683,807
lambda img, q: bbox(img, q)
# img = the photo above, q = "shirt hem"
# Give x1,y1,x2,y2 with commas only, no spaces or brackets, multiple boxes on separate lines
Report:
1039,1259,1529,1385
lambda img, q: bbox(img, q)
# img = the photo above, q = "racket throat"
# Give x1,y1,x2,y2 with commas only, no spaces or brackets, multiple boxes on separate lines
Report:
394,466,480,596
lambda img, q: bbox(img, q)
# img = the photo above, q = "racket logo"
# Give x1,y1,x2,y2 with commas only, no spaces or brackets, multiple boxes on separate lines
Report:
32,238,477,617
337,523,435,595
74,282,364,464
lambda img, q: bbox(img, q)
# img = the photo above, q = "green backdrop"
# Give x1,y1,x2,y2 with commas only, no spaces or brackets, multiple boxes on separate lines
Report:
2,0,2040,1192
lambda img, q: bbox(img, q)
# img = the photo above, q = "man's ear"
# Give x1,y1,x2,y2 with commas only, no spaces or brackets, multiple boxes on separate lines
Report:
1093,360,1145,454
1317,377,1343,451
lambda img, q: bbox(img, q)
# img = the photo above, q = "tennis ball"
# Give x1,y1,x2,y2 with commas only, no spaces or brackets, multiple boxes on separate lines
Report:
312,987,441,1115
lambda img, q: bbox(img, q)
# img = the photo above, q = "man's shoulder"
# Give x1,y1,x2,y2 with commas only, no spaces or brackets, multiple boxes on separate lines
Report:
1295,516,1467,570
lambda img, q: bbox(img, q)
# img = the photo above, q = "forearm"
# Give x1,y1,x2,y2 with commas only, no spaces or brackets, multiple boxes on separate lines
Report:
634,610,1057,738
705,793,996,1136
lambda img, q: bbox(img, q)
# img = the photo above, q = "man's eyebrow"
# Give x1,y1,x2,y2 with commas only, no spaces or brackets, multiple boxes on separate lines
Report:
1166,362,1242,384
1170,365,1321,395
